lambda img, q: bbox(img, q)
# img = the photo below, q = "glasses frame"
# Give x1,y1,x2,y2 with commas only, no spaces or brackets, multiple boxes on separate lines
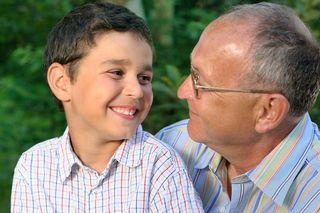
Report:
190,70,278,98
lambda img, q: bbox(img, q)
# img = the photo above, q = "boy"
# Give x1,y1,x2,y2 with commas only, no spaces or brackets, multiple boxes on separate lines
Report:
11,2,203,212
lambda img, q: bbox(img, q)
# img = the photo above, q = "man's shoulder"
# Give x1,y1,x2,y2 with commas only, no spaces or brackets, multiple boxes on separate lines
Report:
156,119,193,143
290,149,320,211
155,119,201,151
154,120,216,170
156,119,189,136
307,128,320,172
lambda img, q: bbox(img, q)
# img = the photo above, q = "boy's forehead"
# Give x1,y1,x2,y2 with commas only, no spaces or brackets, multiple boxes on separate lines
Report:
94,30,150,44
92,31,152,52
78,31,153,68
85,31,152,56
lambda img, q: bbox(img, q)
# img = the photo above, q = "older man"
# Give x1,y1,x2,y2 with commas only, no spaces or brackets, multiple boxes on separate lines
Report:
157,2,320,212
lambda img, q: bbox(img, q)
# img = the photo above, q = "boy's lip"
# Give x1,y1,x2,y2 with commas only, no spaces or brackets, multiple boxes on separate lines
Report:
110,106,140,119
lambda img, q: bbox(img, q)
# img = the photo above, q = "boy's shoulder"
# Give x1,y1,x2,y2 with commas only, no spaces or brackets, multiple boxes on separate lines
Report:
143,131,178,154
24,137,61,154
16,137,59,165
140,130,187,170
20,127,69,157
15,130,67,174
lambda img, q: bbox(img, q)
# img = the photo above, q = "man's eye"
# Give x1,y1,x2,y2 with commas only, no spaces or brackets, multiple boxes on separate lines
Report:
138,75,152,85
191,70,200,82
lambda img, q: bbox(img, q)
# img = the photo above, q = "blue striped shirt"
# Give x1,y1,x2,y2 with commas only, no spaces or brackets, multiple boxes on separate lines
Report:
156,114,320,212
11,126,204,212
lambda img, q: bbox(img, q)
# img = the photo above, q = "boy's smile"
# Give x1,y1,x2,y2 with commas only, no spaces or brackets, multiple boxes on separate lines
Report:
110,106,139,119
63,31,153,144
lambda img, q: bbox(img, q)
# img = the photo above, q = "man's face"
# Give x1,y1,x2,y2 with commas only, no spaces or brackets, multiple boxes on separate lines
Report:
65,31,153,142
178,18,260,148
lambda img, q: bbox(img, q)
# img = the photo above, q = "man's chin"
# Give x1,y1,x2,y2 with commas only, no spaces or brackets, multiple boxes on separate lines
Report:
187,121,203,142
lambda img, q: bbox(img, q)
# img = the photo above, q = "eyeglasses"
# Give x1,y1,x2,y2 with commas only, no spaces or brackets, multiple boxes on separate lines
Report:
190,70,278,98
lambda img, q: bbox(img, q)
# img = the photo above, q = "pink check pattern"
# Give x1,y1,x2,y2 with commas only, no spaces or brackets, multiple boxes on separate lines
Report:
11,126,203,212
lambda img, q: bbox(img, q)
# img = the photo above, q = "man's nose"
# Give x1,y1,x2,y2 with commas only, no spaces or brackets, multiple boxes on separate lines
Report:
177,75,195,100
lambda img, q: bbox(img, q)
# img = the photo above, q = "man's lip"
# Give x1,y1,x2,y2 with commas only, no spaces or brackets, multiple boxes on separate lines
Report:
189,110,198,116
188,104,198,116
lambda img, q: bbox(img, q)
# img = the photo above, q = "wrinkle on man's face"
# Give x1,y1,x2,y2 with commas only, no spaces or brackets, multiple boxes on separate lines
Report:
191,17,254,87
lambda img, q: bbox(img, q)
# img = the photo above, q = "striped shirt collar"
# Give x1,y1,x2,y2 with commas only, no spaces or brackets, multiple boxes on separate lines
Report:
113,125,144,168
194,144,216,169
247,114,314,206
57,125,145,182
206,114,314,206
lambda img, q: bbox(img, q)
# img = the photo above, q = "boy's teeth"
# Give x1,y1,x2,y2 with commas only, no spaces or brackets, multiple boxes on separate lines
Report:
112,107,136,116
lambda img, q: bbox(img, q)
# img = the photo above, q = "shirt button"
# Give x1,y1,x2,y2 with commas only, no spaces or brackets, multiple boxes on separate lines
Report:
218,206,226,212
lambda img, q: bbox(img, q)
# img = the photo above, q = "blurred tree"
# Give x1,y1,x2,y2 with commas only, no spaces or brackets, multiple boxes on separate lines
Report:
0,0,90,210
150,0,174,47
108,0,146,19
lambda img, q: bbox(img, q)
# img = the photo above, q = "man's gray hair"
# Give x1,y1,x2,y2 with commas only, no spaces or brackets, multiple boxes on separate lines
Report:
227,2,320,117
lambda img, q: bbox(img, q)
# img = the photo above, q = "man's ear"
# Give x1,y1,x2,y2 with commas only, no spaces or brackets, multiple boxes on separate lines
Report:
47,63,71,103
255,94,290,133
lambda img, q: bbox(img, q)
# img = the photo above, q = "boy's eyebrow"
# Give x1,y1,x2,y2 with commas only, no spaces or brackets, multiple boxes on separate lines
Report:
144,64,153,72
102,59,130,65
102,59,153,72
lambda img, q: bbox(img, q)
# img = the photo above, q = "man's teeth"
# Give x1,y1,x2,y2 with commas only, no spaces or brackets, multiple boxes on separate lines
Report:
112,107,136,116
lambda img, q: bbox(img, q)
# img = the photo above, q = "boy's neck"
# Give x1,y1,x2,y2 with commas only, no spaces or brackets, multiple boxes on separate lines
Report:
69,131,123,174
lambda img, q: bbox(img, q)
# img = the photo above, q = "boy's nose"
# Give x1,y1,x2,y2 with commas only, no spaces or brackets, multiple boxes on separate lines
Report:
177,75,194,100
124,79,144,98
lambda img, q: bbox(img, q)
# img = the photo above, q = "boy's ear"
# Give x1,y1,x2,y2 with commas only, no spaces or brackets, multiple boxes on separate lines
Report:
47,63,71,103
255,94,290,133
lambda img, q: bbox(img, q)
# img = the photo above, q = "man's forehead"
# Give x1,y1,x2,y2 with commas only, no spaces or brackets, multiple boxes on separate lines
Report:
194,19,254,53
209,17,255,36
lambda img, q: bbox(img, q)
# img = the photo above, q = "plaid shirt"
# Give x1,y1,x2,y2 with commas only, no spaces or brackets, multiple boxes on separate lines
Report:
11,126,204,213
156,114,320,212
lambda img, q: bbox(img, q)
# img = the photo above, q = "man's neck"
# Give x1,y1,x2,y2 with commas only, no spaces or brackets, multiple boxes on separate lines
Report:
215,118,299,177
217,118,299,198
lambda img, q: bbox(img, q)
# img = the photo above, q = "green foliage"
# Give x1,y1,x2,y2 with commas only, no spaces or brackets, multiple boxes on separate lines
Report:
0,0,90,210
144,64,188,132
147,2,220,132
0,45,66,210
1,0,320,211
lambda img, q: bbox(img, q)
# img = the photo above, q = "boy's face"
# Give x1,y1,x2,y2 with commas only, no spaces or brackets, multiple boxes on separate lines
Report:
65,31,153,142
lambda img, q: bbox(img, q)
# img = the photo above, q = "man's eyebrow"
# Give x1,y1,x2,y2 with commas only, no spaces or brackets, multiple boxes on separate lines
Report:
190,54,197,70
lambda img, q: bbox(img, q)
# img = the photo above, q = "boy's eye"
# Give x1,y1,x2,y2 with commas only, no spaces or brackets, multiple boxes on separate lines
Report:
108,70,124,79
138,74,152,85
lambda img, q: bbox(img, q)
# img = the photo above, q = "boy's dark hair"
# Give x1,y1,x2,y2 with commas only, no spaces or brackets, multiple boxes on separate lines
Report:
44,2,153,110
